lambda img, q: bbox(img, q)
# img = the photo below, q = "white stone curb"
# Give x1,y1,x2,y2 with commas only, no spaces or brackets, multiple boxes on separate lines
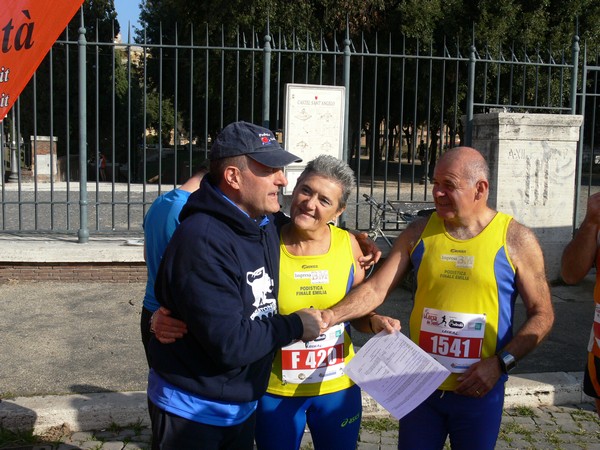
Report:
1,372,593,434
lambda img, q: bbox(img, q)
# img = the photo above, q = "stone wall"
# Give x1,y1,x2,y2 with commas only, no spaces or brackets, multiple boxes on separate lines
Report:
471,112,583,280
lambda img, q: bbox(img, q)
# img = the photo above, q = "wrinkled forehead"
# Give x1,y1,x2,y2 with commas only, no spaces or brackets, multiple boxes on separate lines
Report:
297,172,339,190
433,157,466,179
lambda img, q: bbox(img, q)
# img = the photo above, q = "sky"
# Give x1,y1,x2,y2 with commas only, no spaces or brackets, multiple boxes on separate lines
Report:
114,0,142,41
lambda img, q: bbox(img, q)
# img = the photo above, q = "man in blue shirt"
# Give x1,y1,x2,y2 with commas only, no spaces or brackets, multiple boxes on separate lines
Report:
141,161,208,365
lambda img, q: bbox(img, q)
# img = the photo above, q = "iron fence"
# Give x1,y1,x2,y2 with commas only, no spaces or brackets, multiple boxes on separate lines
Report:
1,18,598,238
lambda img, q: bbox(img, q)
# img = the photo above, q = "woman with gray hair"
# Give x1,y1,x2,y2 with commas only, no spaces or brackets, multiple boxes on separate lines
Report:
255,154,399,450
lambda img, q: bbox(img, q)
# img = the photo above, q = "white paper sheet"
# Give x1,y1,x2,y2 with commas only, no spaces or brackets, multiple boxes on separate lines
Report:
345,331,450,420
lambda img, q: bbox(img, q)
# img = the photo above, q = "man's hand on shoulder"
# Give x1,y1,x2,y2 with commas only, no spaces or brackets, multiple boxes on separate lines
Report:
151,306,188,343
352,231,382,267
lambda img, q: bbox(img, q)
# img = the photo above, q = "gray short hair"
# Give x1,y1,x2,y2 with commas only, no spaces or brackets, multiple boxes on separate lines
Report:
209,155,248,183
296,154,356,210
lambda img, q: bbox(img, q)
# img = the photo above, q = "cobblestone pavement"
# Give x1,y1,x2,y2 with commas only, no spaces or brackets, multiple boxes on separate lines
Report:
14,403,599,450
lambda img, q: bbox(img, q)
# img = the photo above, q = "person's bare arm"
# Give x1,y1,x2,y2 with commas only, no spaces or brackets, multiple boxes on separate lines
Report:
456,220,554,397
561,192,600,284
322,218,426,328
352,231,382,267
503,221,554,359
347,232,400,333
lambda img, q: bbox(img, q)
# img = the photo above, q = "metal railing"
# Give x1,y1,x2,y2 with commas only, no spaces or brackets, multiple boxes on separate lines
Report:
1,18,597,238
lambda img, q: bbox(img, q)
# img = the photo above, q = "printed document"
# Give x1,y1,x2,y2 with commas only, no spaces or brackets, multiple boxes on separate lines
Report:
345,331,450,419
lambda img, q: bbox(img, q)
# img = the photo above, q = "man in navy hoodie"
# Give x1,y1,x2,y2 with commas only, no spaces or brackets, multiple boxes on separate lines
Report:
147,121,324,450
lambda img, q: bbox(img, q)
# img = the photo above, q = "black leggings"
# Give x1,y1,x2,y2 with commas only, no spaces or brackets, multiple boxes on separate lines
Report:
141,306,154,367
149,399,257,450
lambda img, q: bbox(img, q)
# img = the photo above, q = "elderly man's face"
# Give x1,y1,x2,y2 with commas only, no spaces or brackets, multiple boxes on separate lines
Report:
431,158,478,221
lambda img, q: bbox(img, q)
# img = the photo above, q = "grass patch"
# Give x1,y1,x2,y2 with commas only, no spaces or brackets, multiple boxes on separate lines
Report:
0,426,39,448
571,408,600,425
0,393,17,401
571,408,592,418
128,418,146,436
1,423,76,448
542,429,562,446
106,421,122,433
499,420,534,440
512,406,536,418
360,416,399,433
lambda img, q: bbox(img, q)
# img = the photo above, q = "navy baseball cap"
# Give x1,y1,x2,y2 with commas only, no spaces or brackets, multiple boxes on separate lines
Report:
209,121,302,168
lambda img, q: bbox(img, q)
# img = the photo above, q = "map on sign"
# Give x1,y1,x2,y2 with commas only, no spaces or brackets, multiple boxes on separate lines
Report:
283,84,345,195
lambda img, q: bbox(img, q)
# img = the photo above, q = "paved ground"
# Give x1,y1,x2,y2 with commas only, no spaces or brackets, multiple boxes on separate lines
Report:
1,277,599,449
7,403,600,449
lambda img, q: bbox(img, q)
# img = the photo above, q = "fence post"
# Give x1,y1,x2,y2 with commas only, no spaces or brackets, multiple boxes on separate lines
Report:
465,44,476,147
570,35,580,115
8,109,18,182
262,21,272,129
340,23,352,229
343,25,351,163
77,9,89,243
571,31,585,232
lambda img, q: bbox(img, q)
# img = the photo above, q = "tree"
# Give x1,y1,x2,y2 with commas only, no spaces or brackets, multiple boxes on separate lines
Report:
134,0,600,174
15,0,121,166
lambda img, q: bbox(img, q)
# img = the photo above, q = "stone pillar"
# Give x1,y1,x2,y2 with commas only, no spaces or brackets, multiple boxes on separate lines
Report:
471,112,583,281
30,136,58,182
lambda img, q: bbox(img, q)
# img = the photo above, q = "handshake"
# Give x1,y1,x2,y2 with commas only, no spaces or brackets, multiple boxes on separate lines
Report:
295,307,334,342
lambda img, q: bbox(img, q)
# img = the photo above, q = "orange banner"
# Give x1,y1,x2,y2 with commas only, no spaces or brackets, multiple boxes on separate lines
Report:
1,0,85,121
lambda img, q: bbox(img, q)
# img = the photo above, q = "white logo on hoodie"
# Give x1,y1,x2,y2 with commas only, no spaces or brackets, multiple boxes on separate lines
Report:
247,267,277,319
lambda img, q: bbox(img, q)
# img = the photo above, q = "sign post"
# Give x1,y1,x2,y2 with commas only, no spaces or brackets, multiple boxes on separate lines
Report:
283,84,346,195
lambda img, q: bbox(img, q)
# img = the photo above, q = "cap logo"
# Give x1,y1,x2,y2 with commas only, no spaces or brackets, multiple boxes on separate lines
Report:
258,132,275,146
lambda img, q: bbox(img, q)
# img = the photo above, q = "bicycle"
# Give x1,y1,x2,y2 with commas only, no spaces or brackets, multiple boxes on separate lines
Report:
362,194,435,288
362,193,434,248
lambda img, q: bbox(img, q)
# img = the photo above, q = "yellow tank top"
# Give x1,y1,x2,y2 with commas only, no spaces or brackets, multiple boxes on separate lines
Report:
267,225,357,397
410,212,516,391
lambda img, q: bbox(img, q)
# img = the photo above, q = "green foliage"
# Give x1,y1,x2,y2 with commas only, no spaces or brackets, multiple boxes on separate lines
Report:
395,0,445,41
135,0,600,53
142,91,178,145
513,405,537,417
133,0,599,134
67,0,120,43
0,426,38,448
